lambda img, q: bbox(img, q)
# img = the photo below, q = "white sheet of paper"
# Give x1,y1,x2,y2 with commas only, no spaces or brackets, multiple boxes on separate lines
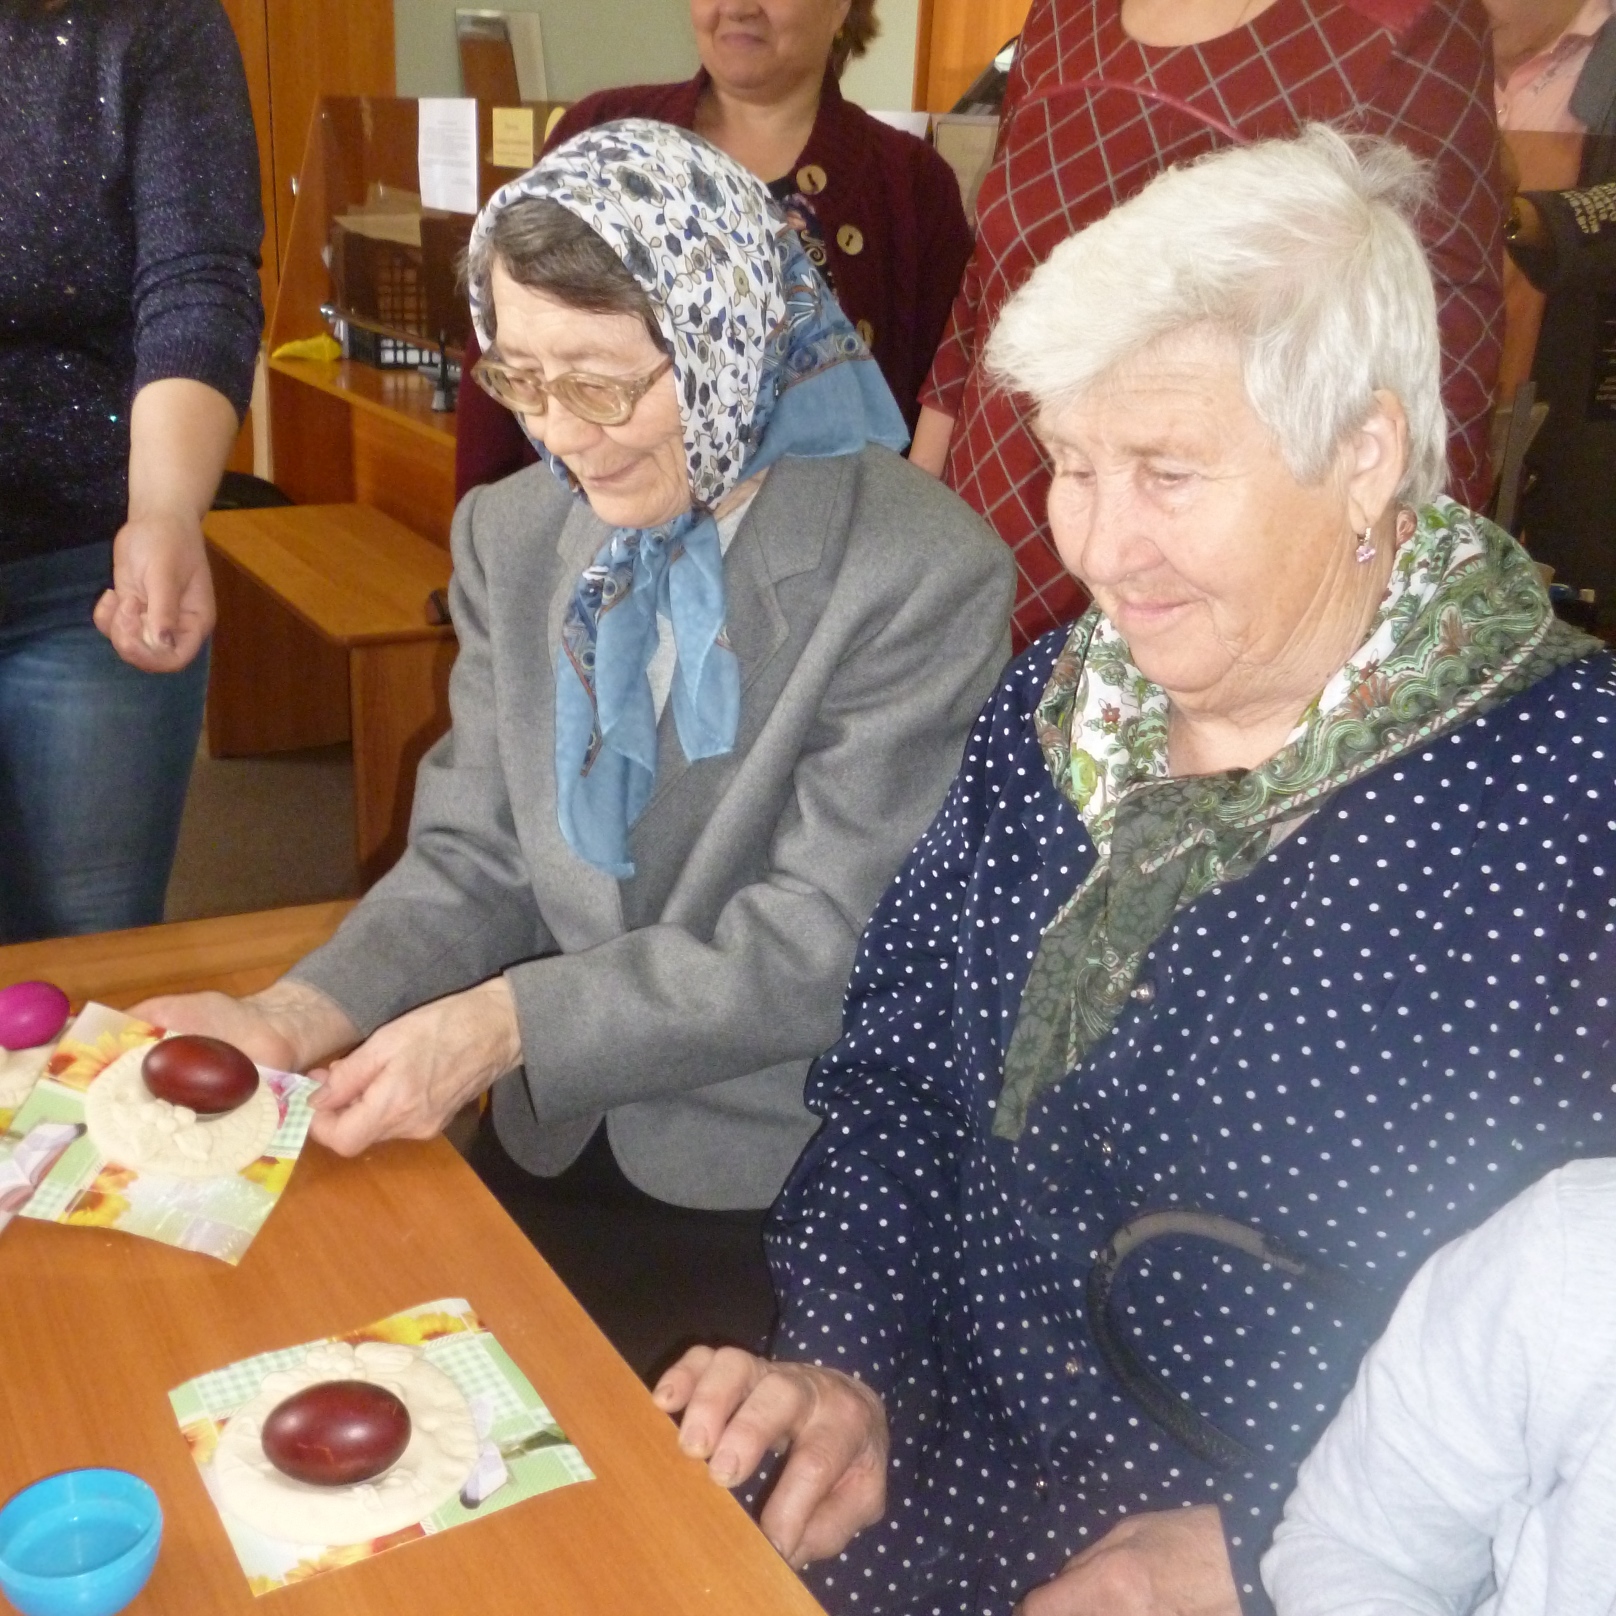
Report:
418,98,479,215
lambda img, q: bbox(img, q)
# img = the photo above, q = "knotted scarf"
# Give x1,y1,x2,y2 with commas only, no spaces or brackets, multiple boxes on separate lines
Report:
996,501,1600,1139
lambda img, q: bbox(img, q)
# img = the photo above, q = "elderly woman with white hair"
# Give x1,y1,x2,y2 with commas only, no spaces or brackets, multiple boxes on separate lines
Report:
650,126,1616,1615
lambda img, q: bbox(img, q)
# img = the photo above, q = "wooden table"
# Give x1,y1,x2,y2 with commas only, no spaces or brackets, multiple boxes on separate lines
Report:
0,912,826,1616
0,903,355,1010
205,504,457,886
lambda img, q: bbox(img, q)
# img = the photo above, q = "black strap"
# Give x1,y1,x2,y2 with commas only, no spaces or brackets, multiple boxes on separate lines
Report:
1084,1208,1376,1470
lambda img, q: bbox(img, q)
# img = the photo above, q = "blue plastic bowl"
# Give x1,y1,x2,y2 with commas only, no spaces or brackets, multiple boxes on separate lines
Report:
0,1471,162,1616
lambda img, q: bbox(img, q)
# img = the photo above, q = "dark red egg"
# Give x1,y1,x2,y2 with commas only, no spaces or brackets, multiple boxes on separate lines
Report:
260,1380,412,1487
141,1035,259,1114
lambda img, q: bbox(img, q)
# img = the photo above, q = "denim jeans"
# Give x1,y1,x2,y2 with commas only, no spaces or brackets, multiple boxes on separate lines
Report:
0,542,207,943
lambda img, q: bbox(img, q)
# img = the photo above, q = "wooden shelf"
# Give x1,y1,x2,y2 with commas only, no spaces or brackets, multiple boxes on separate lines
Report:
205,505,456,884
268,355,456,447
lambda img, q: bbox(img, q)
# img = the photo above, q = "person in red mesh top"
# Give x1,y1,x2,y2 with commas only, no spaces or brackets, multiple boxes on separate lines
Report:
910,0,1504,651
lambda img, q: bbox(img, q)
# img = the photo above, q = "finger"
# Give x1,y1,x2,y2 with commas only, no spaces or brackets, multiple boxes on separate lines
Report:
1017,1575,1084,1616
706,1366,817,1487
790,1454,886,1564
128,995,182,1031
307,1081,391,1157
313,1045,386,1111
755,1396,883,1564
653,1346,717,1414
160,618,208,670
100,590,170,672
130,991,227,1034
140,560,181,653
162,570,215,668
673,1347,769,1464
1028,1546,1151,1616
92,589,118,636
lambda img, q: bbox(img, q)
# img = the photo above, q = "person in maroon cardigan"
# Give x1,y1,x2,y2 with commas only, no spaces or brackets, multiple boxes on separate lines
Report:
455,0,974,500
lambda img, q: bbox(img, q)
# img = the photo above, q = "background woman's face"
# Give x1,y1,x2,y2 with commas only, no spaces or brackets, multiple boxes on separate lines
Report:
489,265,689,530
1039,330,1370,724
689,0,853,100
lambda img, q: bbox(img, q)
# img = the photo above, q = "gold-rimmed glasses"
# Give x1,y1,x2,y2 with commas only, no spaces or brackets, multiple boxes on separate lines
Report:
471,354,674,426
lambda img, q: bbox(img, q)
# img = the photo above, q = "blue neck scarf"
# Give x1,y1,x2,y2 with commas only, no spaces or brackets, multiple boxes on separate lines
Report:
469,121,908,876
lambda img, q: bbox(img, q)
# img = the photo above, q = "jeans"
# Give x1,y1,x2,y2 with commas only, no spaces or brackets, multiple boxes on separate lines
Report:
0,542,207,943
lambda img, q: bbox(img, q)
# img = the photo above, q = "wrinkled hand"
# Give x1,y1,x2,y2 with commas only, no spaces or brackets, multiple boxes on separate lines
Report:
1016,1506,1240,1616
130,980,356,1076
307,977,520,1156
132,991,299,1071
94,511,215,671
653,1347,888,1568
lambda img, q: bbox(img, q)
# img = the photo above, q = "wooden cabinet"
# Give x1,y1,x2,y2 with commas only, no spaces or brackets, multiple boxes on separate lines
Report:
213,0,394,470
913,0,1031,114
216,0,396,311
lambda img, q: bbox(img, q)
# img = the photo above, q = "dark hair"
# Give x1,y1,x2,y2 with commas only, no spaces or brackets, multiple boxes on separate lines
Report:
831,0,880,77
463,198,667,352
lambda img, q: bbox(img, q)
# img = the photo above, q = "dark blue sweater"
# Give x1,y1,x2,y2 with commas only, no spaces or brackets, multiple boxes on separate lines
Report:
0,0,262,567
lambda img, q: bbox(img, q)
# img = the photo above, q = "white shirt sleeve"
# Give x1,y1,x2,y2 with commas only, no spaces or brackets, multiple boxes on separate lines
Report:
1261,1164,1601,1616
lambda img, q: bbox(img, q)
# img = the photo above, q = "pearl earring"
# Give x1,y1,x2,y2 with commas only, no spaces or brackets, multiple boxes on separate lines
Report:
1355,524,1376,564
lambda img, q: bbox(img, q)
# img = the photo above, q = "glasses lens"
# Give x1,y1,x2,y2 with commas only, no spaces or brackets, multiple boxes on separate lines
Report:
555,374,632,425
476,362,546,411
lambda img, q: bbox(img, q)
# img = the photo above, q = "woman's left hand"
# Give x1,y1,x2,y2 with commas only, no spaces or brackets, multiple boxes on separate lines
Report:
94,511,215,672
1015,1506,1240,1616
307,977,522,1156
653,1346,888,1567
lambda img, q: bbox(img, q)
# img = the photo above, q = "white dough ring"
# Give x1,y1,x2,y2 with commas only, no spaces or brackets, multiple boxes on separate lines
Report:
84,1043,279,1179
215,1341,480,1545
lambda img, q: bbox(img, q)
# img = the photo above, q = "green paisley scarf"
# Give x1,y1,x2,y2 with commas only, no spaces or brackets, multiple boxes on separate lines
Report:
995,500,1600,1141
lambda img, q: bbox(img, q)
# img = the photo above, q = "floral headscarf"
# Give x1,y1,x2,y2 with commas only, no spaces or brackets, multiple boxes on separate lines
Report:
468,120,908,876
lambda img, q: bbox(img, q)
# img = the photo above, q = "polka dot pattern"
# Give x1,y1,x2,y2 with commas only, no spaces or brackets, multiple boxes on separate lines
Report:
767,634,1616,1615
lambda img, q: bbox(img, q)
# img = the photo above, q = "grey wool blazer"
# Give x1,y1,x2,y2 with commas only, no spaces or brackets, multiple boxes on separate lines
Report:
290,445,1013,1208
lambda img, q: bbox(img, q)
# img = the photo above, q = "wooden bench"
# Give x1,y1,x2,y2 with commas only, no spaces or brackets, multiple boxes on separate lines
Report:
204,503,456,886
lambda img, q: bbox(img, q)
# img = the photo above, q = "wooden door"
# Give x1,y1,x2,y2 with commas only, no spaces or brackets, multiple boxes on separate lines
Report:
265,0,396,273
914,0,1032,114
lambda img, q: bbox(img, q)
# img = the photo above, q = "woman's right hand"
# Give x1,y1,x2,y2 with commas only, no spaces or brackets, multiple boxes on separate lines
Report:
653,1347,889,1567
130,979,358,1075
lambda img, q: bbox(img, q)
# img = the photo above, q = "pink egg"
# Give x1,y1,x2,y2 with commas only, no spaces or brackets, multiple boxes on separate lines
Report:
0,981,71,1052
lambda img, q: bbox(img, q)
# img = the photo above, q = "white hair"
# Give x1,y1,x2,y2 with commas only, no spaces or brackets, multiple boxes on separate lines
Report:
984,124,1447,505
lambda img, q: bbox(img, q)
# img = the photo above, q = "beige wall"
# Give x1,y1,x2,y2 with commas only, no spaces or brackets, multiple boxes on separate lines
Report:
394,0,920,111
842,0,921,112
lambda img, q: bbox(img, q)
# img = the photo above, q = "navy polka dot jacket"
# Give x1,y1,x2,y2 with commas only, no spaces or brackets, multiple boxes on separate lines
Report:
769,634,1616,1615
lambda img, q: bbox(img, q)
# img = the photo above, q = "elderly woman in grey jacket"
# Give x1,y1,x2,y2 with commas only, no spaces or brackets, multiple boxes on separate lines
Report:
142,122,1010,1352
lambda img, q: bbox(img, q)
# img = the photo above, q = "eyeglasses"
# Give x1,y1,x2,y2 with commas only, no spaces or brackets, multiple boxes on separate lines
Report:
471,354,674,426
